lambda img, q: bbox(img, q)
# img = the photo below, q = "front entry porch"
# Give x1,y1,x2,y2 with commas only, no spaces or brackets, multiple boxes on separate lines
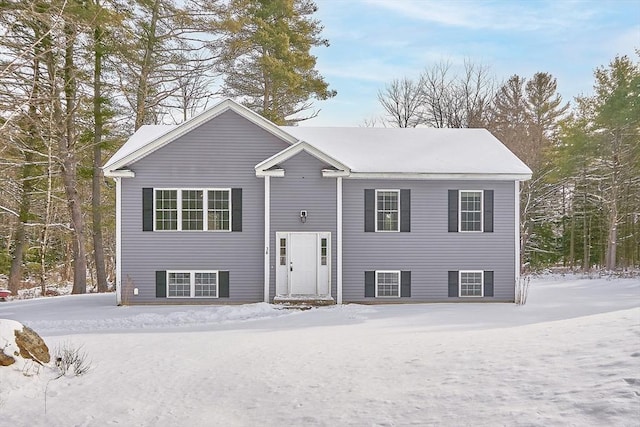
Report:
275,232,333,305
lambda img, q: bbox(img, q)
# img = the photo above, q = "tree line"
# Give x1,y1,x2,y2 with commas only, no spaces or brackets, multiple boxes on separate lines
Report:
375,54,640,271
1,0,637,297
0,0,334,295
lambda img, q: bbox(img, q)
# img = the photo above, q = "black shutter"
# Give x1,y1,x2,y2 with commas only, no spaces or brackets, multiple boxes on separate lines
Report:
401,271,411,297
484,271,494,297
484,190,494,233
231,189,242,232
448,190,458,232
155,271,166,298
400,189,411,232
364,189,375,232
448,271,458,297
143,188,154,231
219,271,229,298
364,271,375,297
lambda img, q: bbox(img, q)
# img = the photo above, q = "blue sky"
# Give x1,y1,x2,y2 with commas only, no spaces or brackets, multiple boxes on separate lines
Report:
302,0,640,126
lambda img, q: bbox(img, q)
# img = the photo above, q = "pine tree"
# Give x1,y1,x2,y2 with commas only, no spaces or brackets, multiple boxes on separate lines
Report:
215,0,336,124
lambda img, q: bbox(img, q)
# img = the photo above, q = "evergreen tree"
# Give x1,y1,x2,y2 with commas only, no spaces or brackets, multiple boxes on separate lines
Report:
215,0,336,124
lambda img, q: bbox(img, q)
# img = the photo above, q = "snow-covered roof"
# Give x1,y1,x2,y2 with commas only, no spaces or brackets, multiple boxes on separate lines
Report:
103,98,531,180
282,126,532,178
103,125,176,171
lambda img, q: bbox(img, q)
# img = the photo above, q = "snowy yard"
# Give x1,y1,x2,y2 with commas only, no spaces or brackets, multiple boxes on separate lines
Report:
1,275,639,426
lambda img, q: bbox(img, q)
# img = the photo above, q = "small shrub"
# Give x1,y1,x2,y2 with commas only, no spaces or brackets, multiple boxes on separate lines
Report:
53,343,91,377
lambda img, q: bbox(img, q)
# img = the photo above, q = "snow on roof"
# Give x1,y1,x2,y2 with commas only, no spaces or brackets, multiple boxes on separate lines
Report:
281,126,532,176
103,124,176,171
102,97,531,178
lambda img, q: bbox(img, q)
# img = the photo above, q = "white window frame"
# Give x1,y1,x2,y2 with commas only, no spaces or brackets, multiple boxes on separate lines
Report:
181,189,204,231
459,270,484,297
154,189,178,231
167,270,219,298
375,270,401,298
154,188,231,232
459,190,483,233
375,189,400,232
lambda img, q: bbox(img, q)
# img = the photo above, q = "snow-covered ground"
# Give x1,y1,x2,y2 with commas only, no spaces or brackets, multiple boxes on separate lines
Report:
1,274,638,426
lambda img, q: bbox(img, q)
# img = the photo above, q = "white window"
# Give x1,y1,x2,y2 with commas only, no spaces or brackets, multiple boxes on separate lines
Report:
459,190,482,232
320,238,328,266
376,270,400,297
155,190,178,230
376,190,399,232
459,271,483,297
182,190,204,230
168,271,219,298
279,238,287,266
155,189,230,231
208,190,230,231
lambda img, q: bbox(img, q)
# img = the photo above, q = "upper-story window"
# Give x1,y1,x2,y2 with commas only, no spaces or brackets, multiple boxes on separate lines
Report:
155,190,178,230
208,190,230,231
154,189,230,231
459,190,482,232
376,190,399,232
182,190,204,230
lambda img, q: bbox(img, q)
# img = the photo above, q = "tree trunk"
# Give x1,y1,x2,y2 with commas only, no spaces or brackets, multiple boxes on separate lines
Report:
62,22,87,294
93,19,108,292
8,221,26,295
135,0,160,130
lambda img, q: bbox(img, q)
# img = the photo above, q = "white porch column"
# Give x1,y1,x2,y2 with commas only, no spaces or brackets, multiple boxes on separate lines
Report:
264,176,271,303
114,177,122,305
337,176,343,304
515,180,521,290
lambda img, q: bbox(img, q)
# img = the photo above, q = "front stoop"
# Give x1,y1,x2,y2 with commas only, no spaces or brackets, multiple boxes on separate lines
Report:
273,294,335,308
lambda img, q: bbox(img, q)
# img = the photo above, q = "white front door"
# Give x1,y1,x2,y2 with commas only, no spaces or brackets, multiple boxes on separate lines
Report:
290,233,317,294
276,232,330,296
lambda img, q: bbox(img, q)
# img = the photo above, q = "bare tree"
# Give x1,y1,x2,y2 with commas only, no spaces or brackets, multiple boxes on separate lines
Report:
377,77,424,127
419,60,495,128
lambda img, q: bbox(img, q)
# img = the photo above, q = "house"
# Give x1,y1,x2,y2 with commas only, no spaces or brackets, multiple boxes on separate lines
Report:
103,98,532,305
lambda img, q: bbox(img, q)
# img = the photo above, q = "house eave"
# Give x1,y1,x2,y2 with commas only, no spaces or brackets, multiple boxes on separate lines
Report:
347,172,532,181
104,169,135,178
322,169,350,177
256,169,286,177
255,140,351,176
104,98,300,172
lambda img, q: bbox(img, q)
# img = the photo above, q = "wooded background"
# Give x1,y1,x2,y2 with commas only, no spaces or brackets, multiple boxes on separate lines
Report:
0,0,638,295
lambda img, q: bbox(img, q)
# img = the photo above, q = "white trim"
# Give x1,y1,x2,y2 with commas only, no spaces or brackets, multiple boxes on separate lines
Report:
257,169,285,177
375,270,401,298
166,270,220,298
255,140,350,175
103,98,299,174
336,177,343,304
153,188,231,232
322,169,350,178
264,176,270,303
114,177,122,305
104,169,135,178
458,190,483,233
459,270,484,297
347,172,532,181
375,189,400,232
515,180,521,290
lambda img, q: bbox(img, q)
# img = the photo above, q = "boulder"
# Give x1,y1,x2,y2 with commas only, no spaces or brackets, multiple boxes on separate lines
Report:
0,319,50,368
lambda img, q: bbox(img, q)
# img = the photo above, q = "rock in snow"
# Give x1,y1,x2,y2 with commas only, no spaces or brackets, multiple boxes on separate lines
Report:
0,319,50,368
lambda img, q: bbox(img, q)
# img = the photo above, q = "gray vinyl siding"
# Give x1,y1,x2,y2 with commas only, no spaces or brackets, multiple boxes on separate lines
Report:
269,151,337,300
119,110,289,304
342,179,517,302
